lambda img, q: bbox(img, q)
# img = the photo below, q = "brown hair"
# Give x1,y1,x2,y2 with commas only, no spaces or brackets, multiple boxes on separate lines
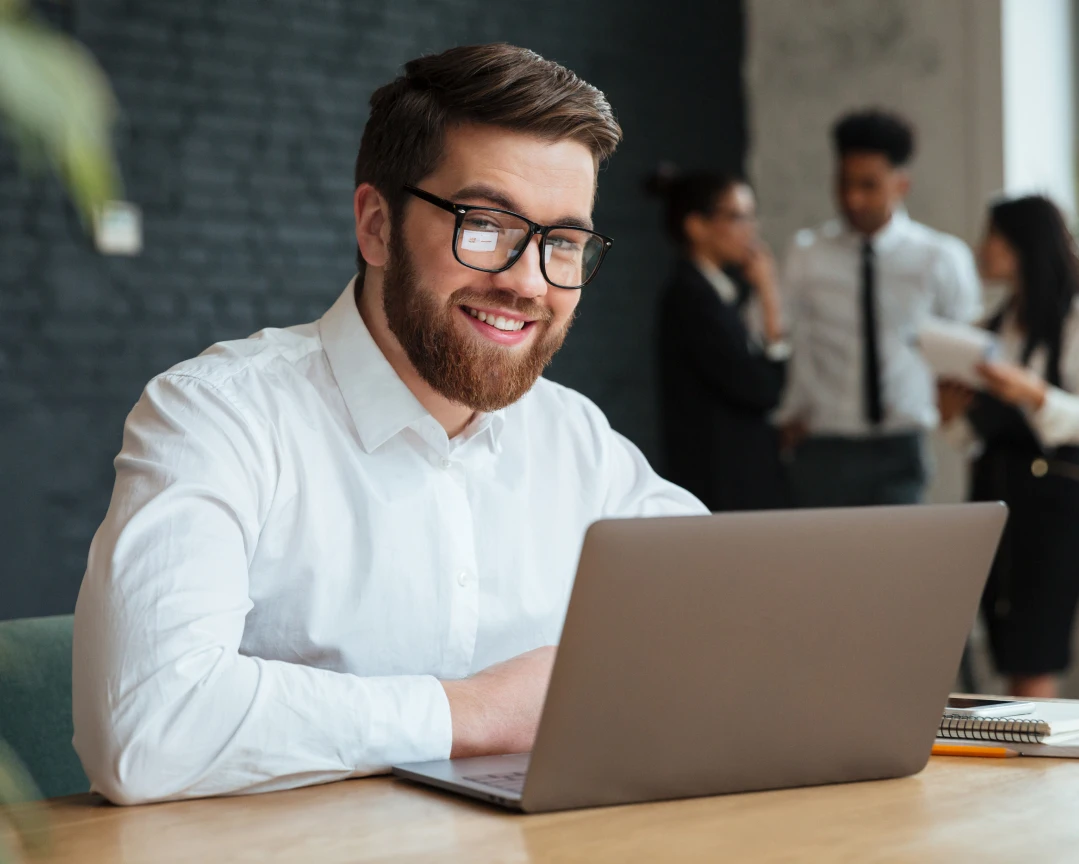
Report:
353,43,623,275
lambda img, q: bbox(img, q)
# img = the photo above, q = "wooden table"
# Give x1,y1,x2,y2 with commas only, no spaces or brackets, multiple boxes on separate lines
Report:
7,757,1079,863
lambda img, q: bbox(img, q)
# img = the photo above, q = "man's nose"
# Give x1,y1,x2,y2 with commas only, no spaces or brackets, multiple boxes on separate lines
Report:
490,235,549,300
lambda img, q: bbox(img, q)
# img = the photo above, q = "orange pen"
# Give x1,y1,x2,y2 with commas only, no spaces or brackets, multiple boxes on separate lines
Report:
931,743,1019,758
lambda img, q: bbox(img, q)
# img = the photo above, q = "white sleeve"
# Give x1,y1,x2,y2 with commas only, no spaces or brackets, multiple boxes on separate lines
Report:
603,430,709,517
73,374,452,805
1029,387,1079,449
565,393,706,517
930,239,983,323
1027,309,1079,449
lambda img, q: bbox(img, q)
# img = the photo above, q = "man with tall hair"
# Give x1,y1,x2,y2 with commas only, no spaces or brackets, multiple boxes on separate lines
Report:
73,44,705,805
778,108,981,507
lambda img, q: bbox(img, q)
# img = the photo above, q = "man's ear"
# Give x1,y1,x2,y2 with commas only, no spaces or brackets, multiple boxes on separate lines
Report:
355,183,392,269
895,170,912,200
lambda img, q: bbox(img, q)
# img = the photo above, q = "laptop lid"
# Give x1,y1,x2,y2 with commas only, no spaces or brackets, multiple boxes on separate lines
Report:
520,503,1006,812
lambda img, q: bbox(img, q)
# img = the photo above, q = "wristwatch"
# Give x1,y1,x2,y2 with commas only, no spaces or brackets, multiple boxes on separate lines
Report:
764,339,792,362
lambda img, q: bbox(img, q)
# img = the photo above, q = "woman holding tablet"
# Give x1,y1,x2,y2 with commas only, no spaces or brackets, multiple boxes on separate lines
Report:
941,195,1079,698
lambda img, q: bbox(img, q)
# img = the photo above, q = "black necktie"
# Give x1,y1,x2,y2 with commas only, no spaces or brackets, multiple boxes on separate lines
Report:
861,240,884,426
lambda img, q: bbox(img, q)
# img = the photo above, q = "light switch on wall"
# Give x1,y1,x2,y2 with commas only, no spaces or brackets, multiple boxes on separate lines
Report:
93,201,143,256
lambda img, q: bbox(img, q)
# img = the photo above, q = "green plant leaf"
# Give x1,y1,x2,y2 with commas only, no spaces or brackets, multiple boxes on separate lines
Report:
0,6,121,225
0,739,49,861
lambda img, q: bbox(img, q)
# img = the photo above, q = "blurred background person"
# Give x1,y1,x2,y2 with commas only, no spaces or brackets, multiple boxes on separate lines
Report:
650,168,790,512
939,195,1079,699
778,108,982,507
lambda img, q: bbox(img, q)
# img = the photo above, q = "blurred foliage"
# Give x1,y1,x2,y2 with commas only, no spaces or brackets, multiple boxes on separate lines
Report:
0,739,47,864
0,0,120,225
1,2,119,854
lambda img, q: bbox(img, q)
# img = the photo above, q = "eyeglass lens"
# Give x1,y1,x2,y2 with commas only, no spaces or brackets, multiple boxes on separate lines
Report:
455,209,605,288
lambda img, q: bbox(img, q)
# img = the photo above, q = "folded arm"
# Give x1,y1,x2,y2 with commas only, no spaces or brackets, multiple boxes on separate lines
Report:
667,278,787,415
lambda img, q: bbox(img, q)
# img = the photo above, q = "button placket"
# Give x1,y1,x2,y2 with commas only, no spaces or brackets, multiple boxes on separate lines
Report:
439,460,479,678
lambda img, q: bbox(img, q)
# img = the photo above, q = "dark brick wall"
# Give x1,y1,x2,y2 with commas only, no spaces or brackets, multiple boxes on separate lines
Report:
0,0,746,619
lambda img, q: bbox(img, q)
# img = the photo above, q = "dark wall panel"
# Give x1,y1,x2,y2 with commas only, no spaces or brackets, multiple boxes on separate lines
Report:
0,0,745,619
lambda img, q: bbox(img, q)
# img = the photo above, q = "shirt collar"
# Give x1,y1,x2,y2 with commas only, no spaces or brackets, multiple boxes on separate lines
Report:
319,278,507,455
319,278,430,453
691,256,739,305
459,409,506,455
845,207,911,254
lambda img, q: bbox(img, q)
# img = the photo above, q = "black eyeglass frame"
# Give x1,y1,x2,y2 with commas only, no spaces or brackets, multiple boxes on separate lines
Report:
402,184,613,289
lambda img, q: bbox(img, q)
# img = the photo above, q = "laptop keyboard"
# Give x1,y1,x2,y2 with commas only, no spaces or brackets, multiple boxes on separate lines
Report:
463,770,527,795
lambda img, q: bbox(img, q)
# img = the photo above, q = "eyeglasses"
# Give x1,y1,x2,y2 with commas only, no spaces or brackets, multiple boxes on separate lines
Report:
403,185,613,289
713,208,759,225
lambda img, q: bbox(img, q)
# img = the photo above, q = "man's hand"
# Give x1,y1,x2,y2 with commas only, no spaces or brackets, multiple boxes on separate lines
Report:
937,379,976,425
441,646,556,759
976,361,1048,411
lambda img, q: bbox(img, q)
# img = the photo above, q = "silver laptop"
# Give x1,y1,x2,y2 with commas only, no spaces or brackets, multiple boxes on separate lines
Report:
393,503,1006,813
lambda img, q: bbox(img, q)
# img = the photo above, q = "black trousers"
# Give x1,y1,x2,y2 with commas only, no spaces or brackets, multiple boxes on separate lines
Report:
974,448,1079,676
788,433,927,509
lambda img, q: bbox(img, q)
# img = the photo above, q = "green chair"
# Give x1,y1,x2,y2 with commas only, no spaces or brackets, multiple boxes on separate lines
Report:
0,615,89,799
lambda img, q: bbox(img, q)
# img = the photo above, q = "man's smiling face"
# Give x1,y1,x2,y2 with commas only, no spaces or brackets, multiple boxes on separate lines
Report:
381,122,597,412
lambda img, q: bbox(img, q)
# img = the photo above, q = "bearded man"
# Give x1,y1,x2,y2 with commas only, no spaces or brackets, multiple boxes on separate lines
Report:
72,43,705,806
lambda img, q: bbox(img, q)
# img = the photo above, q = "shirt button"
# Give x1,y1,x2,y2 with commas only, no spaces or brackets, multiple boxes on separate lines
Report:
440,458,452,470
456,570,470,587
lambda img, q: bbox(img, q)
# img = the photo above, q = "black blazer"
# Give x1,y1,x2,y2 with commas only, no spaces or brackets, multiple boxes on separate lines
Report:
657,259,789,512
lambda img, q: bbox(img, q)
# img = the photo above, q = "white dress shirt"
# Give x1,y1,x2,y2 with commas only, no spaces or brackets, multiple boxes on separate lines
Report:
944,299,1079,452
73,280,705,805
778,210,982,436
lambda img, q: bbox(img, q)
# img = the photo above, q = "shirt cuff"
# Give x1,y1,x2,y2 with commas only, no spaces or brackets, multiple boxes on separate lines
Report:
353,674,453,771
1028,385,1079,450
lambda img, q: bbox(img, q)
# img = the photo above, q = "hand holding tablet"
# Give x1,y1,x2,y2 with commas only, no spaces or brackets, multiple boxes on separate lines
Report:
918,317,1000,388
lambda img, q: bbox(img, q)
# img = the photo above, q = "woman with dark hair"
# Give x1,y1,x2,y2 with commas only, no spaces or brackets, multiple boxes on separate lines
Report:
649,167,790,512
940,194,1079,697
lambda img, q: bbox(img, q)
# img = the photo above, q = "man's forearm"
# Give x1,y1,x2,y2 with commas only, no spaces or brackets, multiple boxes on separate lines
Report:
439,646,557,760
74,635,452,804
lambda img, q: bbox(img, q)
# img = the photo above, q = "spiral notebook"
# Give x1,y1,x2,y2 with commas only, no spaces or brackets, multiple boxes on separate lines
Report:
939,701,1079,745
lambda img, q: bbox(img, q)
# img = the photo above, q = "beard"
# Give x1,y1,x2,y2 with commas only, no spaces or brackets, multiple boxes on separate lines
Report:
381,239,571,413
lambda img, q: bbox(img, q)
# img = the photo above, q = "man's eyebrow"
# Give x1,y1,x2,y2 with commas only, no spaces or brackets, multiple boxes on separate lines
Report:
450,183,595,231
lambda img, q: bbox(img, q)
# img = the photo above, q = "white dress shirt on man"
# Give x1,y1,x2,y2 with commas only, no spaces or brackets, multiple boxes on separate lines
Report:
778,210,982,435
73,280,705,805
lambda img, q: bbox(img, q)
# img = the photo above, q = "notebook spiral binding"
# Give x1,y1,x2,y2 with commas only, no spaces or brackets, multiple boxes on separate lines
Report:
939,714,1045,744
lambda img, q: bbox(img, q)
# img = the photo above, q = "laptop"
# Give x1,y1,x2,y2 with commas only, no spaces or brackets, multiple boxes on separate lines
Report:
393,503,1007,813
